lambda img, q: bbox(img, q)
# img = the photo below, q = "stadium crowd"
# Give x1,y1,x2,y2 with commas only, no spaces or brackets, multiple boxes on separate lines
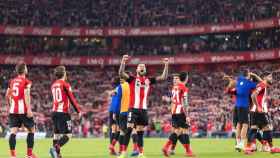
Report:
0,0,278,27
0,61,280,138
0,28,279,56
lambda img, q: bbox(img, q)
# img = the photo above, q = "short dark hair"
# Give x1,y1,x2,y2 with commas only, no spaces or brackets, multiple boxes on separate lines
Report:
239,67,249,77
263,71,271,77
54,66,66,79
179,72,188,82
15,63,27,75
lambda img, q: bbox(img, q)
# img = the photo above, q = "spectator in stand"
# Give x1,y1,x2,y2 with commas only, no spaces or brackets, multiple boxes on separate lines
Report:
207,121,214,138
0,0,278,27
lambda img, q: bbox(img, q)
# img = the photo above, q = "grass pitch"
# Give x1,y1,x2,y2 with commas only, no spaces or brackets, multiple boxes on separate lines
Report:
0,138,279,158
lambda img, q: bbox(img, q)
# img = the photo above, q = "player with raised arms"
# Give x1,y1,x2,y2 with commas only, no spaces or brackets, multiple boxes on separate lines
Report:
245,72,280,154
118,55,169,158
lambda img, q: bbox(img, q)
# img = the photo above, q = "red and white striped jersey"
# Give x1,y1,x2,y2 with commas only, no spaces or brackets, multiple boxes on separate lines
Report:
128,76,156,110
171,83,189,114
8,75,32,114
51,79,81,113
250,81,268,113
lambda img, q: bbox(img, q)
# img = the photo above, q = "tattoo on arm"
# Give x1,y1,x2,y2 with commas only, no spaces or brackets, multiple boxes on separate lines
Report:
250,73,263,82
183,93,189,107
251,91,259,108
119,62,129,79
156,63,169,81
24,87,31,110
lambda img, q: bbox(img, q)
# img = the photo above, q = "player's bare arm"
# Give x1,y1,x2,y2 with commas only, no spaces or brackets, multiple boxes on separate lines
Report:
222,74,235,89
119,55,129,79
5,88,12,113
251,88,260,108
24,85,33,118
156,58,169,81
249,72,263,82
5,87,11,105
65,84,81,114
182,93,189,108
182,73,189,85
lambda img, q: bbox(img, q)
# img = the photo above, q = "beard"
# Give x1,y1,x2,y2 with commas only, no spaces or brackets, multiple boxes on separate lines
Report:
138,70,146,76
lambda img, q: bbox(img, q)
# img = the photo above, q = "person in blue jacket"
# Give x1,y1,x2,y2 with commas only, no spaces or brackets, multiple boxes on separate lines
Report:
234,70,257,151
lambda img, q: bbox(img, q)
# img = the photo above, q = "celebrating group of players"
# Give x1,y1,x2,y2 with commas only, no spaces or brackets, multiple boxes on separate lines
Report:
6,63,82,158
5,55,280,158
224,70,280,155
108,55,194,158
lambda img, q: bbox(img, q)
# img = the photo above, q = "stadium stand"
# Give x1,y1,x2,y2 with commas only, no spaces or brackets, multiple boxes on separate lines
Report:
0,0,278,27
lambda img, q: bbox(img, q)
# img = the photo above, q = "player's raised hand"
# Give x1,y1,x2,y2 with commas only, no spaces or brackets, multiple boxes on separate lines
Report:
223,75,232,80
121,55,129,64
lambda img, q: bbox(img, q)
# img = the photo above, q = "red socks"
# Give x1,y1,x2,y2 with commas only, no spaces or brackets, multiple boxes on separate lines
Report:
138,147,144,154
27,148,33,156
10,150,16,157
171,144,176,150
183,144,191,152
120,145,127,153
111,139,117,146
164,140,172,150
133,143,138,151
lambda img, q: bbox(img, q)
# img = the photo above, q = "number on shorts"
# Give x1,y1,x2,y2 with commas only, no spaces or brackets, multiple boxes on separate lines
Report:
128,112,132,122
66,120,72,131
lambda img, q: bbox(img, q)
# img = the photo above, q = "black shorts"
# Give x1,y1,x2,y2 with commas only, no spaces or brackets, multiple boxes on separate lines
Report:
233,106,238,127
172,113,189,129
127,109,148,126
118,114,128,132
52,112,72,134
250,112,270,129
9,114,35,129
109,112,119,126
236,107,249,124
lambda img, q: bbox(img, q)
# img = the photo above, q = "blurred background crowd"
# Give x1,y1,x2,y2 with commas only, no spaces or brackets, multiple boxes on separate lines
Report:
0,0,279,138
0,0,279,27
